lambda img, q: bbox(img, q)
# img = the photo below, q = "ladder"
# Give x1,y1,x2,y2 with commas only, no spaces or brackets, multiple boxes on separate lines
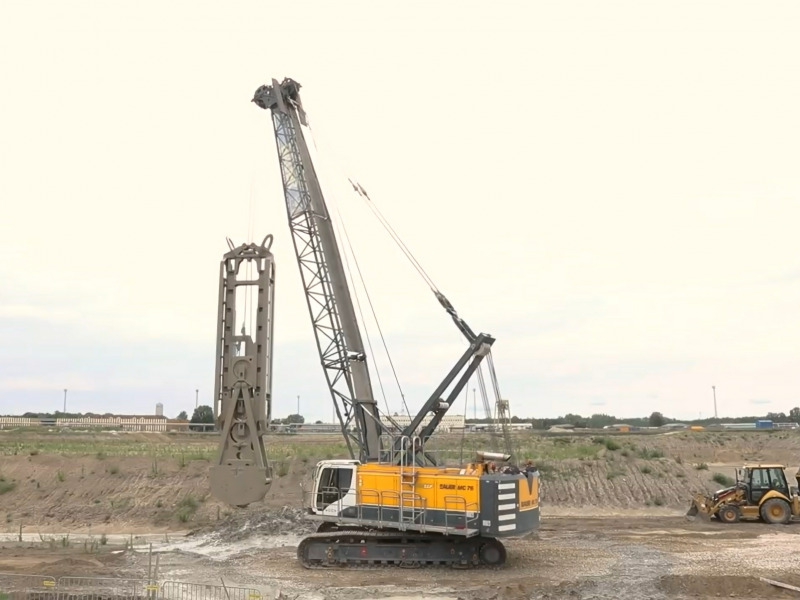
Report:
398,436,421,525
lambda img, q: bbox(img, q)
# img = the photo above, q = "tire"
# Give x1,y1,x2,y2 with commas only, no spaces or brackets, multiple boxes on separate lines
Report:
717,505,741,524
760,498,791,524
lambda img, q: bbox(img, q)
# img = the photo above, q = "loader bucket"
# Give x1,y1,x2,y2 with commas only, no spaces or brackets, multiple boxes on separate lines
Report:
686,494,713,522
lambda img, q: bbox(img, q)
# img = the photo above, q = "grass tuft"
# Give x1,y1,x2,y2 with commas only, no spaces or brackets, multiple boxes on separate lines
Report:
637,447,664,460
712,473,734,487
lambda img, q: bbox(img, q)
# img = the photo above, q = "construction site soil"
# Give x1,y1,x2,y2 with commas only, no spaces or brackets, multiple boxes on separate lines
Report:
1,429,799,599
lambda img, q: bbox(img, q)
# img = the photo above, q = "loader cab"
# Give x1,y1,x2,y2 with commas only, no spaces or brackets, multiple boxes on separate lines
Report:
312,460,358,516
738,465,789,503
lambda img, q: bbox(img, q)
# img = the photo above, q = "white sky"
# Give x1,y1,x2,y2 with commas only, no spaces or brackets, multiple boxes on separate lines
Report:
1,0,798,422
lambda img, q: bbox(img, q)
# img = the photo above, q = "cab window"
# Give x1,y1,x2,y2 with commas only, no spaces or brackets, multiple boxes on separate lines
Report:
768,468,787,492
751,469,768,488
316,467,353,509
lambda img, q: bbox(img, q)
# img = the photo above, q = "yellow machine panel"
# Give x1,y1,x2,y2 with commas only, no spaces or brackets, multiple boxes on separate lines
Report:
518,475,539,511
356,463,480,511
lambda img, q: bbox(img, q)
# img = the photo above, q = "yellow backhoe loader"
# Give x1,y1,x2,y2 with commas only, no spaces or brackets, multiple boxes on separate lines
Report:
687,464,800,524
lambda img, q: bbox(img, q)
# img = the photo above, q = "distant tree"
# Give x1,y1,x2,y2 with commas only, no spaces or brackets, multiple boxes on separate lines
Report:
588,413,617,428
177,410,188,420
790,407,800,423
314,420,323,424
648,411,666,428
766,412,787,421
190,405,214,431
285,413,305,425
562,413,588,428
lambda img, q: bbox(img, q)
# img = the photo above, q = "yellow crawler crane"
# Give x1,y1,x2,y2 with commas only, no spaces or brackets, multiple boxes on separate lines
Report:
301,451,539,567
209,77,540,568
687,464,800,524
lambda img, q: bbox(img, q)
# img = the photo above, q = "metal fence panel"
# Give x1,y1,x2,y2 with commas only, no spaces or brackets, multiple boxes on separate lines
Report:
159,581,261,600
1,574,260,600
0,572,57,600
57,577,156,600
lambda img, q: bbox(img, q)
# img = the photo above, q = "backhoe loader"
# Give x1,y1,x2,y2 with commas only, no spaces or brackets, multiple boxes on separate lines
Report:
687,464,800,524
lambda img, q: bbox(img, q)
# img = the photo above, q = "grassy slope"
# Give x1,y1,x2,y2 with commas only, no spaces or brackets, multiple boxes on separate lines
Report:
0,429,797,531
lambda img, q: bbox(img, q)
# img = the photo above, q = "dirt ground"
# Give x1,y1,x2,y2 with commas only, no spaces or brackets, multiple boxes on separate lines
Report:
2,515,800,599
1,429,799,599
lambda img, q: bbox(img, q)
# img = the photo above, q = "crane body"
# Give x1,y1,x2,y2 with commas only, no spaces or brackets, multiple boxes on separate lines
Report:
215,77,541,567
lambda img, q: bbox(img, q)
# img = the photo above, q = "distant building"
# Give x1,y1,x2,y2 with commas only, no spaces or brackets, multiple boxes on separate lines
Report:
605,424,635,432
0,414,168,432
720,422,756,430
0,416,38,429
155,403,164,416
466,422,531,432
381,413,465,433
293,423,340,434
166,418,190,432
56,415,168,431
548,424,575,432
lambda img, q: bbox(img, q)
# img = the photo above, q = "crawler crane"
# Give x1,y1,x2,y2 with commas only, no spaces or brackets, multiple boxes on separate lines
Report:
211,78,539,568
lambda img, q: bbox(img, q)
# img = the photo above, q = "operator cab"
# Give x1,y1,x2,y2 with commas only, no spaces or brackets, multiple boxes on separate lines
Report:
311,460,358,515
737,465,789,504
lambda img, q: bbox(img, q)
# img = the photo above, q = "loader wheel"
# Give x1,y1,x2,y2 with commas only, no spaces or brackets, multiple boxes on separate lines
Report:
760,498,791,524
717,505,741,524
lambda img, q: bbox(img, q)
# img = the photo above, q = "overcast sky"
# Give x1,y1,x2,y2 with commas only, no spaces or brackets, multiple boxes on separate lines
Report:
1,1,798,423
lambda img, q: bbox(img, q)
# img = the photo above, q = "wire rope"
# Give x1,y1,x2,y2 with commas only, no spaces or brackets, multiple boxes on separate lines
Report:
330,202,392,417
334,206,412,420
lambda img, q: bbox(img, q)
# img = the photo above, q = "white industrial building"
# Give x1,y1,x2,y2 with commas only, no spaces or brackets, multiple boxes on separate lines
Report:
382,413,466,433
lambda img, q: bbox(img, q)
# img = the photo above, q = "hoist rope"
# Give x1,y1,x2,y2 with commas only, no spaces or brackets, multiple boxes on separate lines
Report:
302,120,511,448
303,120,440,296
331,208,392,417
241,179,256,343
249,177,256,337
304,123,412,421
349,180,440,293
459,382,469,465
334,205,412,421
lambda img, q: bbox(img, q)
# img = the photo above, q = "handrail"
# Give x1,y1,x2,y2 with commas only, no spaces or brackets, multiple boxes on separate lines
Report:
442,495,479,533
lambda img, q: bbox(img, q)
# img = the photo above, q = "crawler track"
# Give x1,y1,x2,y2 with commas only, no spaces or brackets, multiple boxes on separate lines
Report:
297,530,506,569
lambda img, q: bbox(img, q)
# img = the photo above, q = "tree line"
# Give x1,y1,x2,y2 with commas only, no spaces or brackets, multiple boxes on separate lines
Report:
14,406,800,430
466,407,800,429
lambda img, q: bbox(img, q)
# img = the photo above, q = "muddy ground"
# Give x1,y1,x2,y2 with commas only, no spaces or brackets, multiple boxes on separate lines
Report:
1,429,799,599
2,514,800,599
